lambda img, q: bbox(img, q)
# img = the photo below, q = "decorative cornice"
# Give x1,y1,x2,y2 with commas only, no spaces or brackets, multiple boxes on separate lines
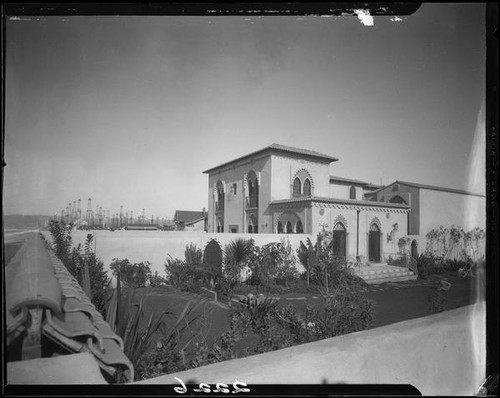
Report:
270,196,410,213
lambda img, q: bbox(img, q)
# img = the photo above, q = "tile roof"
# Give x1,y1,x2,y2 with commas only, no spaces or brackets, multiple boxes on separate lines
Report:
203,143,338,174
366,180,485,197
6,232,133,383
395,180,486,197
270,196,410,209
329,175,370,186
124,224,158,230
174,210,206,224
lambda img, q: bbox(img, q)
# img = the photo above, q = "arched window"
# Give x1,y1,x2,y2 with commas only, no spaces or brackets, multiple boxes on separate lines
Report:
286,221,293,233
247,171,259,208
349,186,356,199
303,179,311,196
293,177,301,197
296,220,304,234
277,221,283,234
216,181,225,211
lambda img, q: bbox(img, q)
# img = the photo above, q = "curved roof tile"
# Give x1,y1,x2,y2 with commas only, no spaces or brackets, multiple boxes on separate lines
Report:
6,232,134,383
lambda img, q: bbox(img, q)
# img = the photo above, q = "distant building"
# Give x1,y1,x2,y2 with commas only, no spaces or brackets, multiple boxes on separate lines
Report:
173,210,207,231
124,224,158,231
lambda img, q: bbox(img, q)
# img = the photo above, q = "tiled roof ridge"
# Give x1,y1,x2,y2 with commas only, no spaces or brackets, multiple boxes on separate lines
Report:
394,180,486,197
6,232,134,383
202,143,338,174
329,175,370,185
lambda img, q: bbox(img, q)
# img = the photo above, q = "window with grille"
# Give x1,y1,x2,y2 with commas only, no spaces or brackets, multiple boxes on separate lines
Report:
303,179,311,196
293,177,301,197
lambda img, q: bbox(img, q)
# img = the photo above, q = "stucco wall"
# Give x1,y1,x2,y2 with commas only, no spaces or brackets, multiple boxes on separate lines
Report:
40,230,310,277
419,189,486,235
206,154,271,233
185,219,205,232
328,183,364,200
370,183,419,235
270,154,331,200
136,302,486,396
310,204,408,261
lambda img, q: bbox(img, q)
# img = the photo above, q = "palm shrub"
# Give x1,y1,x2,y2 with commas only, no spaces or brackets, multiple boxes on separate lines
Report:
223,238,254,286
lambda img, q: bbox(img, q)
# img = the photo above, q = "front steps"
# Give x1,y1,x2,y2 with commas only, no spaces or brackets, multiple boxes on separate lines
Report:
354,263,418,285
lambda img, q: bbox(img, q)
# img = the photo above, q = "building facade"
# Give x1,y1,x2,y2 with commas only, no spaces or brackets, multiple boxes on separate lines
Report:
203,144,410,263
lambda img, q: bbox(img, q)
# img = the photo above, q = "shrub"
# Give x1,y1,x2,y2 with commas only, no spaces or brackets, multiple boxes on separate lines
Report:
110,258,152,289
204,239,224,283
298,230,367,293
48,222,111,315
223,238,254,286
416,253,442,278
247,240,299,288
164,256,189,288
149,271,169,288
133,300,202,380
165,244,214,294
387,254,409,268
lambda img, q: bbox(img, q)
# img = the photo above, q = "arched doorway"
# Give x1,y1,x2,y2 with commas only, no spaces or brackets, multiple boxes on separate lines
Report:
296,220,304,234
369,223,381,262
332,222,347,258
277,221,283,234
411,240,418,259
286,221,293,234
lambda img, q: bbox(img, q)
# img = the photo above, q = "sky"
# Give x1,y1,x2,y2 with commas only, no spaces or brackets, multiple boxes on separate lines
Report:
3,4,486,220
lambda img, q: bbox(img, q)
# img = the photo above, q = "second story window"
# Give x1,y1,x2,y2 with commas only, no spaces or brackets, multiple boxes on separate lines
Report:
303,179,311,196
293,177,302,197
216,181,224,211
247,171,259,208
349,186,356,199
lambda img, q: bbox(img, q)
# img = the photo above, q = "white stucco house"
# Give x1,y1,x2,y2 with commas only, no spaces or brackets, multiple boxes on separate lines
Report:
203,143,410,263
202,143,485,264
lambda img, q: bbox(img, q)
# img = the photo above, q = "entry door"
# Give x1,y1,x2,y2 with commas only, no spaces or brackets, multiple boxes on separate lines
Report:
332,222,347,258
369,224,381,262
411,240,418,258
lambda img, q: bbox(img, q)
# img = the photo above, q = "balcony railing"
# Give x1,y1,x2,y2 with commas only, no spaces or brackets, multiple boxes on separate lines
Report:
246,196,259,209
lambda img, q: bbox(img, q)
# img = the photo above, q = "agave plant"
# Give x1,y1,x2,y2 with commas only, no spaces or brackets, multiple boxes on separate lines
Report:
106,271,204,382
